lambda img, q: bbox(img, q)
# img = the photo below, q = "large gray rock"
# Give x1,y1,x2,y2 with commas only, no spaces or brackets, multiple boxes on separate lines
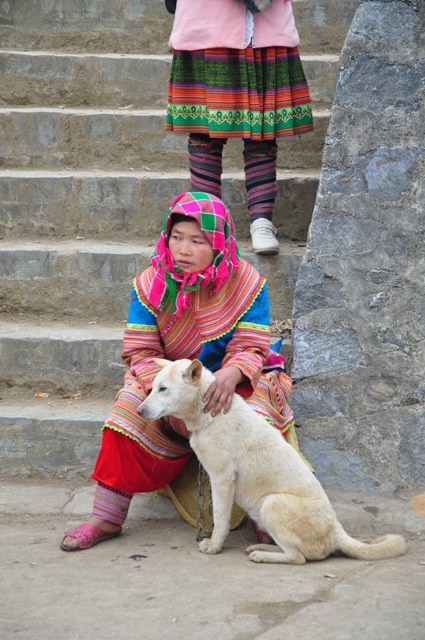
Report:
291,0,425,494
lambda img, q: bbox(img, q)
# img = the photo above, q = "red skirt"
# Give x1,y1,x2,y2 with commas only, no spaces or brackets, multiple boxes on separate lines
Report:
92,428,194,495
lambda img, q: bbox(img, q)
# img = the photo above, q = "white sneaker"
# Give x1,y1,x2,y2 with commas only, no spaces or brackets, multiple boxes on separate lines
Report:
250,218,279,255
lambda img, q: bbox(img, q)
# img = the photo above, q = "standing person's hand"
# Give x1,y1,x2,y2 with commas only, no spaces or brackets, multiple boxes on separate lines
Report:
202,366,244,416
243,0,271,13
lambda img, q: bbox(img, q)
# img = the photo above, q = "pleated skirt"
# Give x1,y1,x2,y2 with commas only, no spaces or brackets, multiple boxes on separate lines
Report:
166,44,314,140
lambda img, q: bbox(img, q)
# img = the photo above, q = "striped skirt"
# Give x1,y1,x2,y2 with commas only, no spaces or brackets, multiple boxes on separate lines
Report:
166,45,314,140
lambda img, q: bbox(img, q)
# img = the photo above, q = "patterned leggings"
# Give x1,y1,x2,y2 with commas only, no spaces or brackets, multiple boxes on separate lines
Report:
188,133,278,222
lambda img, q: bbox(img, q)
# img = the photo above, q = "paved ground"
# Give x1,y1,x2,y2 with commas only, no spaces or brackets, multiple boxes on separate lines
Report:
1,481,425,640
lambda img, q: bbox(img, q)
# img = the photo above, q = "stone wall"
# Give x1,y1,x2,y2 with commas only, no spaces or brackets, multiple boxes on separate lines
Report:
291,0,425,494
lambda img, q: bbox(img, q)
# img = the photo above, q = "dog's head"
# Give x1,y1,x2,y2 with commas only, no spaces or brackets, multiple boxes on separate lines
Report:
138,358,214,422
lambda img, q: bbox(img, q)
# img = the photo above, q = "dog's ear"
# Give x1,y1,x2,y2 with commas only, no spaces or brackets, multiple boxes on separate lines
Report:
184,359,203,384
153,357,172,368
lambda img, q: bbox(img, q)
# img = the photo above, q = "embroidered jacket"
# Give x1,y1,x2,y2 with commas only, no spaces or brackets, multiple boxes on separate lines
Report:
123,259,270,396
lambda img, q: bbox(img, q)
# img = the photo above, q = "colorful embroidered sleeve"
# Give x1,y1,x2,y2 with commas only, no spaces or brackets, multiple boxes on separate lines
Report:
121,282,164,392
222,284,271,392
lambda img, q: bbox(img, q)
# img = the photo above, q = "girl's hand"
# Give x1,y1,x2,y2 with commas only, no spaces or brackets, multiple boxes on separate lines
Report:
202,366,244,416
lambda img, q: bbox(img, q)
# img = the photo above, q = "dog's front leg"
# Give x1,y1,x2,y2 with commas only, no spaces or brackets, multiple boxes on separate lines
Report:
198,474,236,555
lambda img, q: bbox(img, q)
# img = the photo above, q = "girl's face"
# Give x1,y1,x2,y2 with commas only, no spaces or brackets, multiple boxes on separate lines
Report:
168,219,214,273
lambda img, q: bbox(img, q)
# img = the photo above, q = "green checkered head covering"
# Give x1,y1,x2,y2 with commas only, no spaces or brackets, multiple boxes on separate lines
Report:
149,192,240,315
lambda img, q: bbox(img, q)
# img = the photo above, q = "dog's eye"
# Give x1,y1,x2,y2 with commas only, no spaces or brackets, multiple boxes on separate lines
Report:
158,384,167,392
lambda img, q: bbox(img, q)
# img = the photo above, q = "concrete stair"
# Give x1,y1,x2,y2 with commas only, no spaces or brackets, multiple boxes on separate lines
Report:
0,170,319,242
0,239,305,320
0,53,338,109
0,105,330,170
0,0,361,479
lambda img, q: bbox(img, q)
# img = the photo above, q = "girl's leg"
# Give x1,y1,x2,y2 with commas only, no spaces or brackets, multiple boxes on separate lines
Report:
61,428,193,551
188,133,226,198
90,482,132,530
244,139,279,254
60,482,131,551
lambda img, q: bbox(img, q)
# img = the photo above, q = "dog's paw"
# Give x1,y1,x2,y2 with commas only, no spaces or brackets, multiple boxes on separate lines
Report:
245,543,262,554
198,539,221,555
248,550,265,563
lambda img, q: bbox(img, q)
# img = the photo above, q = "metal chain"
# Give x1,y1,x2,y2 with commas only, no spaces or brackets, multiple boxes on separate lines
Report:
196,462,213,541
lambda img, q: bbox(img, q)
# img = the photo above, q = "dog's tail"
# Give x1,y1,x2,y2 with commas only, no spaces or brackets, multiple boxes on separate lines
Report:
335,524,406,560
409,493,425,518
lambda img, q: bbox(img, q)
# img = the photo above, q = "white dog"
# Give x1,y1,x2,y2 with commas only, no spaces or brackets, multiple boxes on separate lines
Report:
139,359,406,564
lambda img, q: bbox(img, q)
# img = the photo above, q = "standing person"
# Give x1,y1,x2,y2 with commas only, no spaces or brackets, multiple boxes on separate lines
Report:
166,0,313,255
60,192,306,552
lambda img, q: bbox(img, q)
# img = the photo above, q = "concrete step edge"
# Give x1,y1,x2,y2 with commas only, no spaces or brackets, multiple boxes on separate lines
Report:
0,394,112,420
0,319,124,339
0,481,182,520
0,303,298,336
2,481,423,531
0,237,306,255
0,239,153,253
0,168,321,179
0,48,340,63
0,49,171,60
0,106,331,117
0,106,166,116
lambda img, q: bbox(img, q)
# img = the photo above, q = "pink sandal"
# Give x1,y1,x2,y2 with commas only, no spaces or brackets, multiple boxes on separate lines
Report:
60,523,121,551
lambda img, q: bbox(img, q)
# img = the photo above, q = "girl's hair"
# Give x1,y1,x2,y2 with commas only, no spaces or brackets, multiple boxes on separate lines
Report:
169,213,195,231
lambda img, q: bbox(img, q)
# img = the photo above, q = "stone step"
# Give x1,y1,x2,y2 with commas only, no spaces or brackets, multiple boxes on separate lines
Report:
0,51,339,110
295,0,362,55
0,169,319,242
0,0,361,55
0,318,125,395
0,0,174,55
0,393,111,479
0,52,171,110
0,311,293,396
0,239,305,321
0,106,329,172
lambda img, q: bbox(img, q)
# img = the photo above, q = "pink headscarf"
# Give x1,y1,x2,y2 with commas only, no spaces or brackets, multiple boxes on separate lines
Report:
148,192,240,316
